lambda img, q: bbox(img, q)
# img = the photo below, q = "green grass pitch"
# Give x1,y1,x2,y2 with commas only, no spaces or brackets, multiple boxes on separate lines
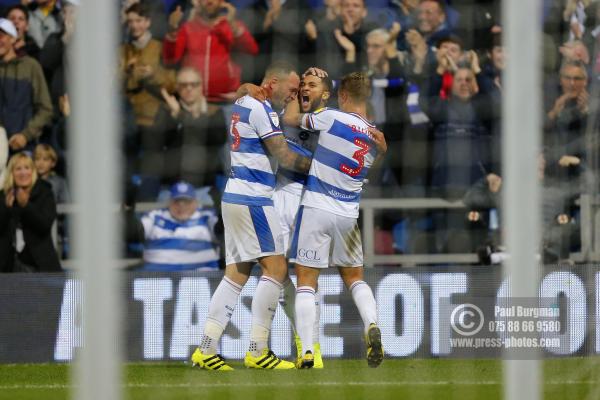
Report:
0,358,599,400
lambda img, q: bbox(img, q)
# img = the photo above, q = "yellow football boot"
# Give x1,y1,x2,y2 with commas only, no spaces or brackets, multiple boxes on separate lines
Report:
313,343,324,369
294,334,302,360
191,348,234,371
244,348,295,370
296,351,314,369
365,324,383,368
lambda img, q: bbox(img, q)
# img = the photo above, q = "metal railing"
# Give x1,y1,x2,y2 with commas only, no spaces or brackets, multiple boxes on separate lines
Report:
360,198,478,267
57,195,599,268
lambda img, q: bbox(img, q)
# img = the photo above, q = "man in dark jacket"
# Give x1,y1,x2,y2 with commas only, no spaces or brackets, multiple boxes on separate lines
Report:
141,67,226,203
0,18,53,152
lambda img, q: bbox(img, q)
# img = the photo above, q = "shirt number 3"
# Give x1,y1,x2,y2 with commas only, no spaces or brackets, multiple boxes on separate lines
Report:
230,113,241,150
340,138,369,177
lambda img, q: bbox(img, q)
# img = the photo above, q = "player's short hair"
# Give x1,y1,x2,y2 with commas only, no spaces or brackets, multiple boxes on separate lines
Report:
125,2,150,18
339,72,371,103
264,60,298,80
303,70,333,94
34,143,58,163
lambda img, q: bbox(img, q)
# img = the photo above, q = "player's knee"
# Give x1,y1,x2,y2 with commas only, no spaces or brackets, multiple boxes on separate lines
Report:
338,267,363,287
225,263,252,286
295,264,319,288
259,255,288,283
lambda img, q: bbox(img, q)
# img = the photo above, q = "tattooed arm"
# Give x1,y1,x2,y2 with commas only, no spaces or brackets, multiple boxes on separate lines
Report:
263,134,311,173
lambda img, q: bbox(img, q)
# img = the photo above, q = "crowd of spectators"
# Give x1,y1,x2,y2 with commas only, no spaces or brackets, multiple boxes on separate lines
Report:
0,0,597,270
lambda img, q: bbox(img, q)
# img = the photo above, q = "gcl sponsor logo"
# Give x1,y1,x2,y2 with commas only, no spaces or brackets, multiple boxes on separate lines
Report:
298,248,321,261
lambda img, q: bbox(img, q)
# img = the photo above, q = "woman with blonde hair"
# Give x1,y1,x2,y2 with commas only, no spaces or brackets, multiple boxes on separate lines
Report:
0,152,61,272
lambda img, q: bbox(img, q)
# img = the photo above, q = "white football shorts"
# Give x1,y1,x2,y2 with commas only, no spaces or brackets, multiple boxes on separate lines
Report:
289,205,363,269
272,188,302,256
222,202,284,265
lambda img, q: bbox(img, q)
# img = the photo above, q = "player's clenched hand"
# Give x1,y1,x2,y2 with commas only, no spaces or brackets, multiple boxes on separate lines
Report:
368,127,387,154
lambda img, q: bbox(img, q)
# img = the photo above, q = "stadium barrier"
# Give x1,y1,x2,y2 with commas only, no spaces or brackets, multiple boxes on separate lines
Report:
0,266,598,363
57,194,600,267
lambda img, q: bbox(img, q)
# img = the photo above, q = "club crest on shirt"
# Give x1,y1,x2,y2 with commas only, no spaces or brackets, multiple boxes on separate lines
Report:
269,112,280,127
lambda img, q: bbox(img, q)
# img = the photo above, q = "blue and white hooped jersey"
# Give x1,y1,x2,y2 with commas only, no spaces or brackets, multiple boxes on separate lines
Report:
223,95,283,206
300,108,377,218
276,125,320,197
141,208,220,271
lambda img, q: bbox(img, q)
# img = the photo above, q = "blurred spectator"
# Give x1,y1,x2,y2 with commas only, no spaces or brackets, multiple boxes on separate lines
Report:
304,0,379,79
394,0,418,38
416,0,451,46
545,60,589,183
252,0,310,77
431,35,469,98
544,0,594,72
162,0,259,102
419,66,497,253
563,0,590,42
380,26,432,195
120,0,173,41
22,0,62,49
422,66,495,198
142,67,226,202
479,33,504,175
581,1,600,61
125,181,222,271
0,152,61,272
33,142,69,257
7,4,40,59
0,18,53,152
38,0,77,108
481,32,504,94
452,0,501,53
33,143,69,203
464,153,583,264
303,0,340,69
365,25,402,125
121,2,175,128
